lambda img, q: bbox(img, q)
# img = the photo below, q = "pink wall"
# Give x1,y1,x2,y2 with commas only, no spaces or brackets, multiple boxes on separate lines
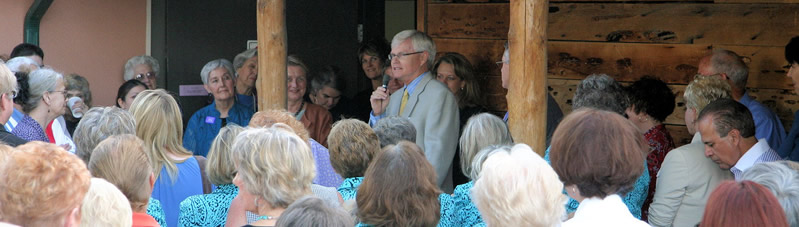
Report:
0,0,146,106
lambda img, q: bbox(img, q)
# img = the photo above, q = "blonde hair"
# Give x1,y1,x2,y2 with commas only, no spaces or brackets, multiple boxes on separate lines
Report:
88,134,153,212
207,124,245,185
459,113,513,179
0,63,17,98
249,109,311,142
327,119,381,178
80,178,133,227
684,75,732,113
129,89,191,179
233,126,316,208
472,144,566,226
0,142,91,226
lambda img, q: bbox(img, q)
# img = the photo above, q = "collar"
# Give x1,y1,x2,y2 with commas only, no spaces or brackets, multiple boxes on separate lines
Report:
401,72,429,96
691,132,702,144
732,138,770,173
739,92,754,104
573,194,631,219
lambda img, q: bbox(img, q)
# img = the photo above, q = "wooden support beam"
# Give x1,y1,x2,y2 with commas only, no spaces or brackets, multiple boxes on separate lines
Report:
508,0,548,154
256,0,288,110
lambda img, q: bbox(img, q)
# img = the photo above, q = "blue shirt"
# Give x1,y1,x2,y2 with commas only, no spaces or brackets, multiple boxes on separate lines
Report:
147,198,168,227
452,181,483,226
778,110,799,161
369,72,428,126
152,157,205,227
310,139,344,187
183,101,253,157
3,108,24,132
739,93,785,149
236,93,255,112
544,146,649,219
337,177,363,200
178,184,238,227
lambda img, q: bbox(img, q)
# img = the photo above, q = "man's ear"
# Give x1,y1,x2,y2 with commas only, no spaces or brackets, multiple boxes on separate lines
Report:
728,128,742,145
420,51,430,67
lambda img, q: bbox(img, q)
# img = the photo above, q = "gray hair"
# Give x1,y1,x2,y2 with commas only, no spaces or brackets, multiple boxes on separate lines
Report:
233,49,258,71
374,116,416,147
200,59,235,85
288,55,309,76
6,56,39,73
23,68,63,113
391,30,436,67
459,113,513,179
503,41,509,60
275,195,353,227
74,107,137,164
573,74,628,115
123,56,160,81
709,49,749,90
469,145,512,180
310,65,346,94
741,161,799,227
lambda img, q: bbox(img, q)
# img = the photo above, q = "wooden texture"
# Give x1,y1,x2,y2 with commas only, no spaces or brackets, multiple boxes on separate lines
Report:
417,0,427,32
256,0,287,110
427,3,799,46
507,0,549,154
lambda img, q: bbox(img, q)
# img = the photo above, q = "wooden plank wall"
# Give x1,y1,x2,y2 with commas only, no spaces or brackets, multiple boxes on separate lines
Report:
419,0,799,146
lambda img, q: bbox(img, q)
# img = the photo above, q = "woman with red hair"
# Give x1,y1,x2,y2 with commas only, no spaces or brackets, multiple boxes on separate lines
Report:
700,180,788,227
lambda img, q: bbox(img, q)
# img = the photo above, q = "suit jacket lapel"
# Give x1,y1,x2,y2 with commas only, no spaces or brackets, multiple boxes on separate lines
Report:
400,73,431,117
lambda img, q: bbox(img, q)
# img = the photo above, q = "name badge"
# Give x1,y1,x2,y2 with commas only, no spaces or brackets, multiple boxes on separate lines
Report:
205,116,216,124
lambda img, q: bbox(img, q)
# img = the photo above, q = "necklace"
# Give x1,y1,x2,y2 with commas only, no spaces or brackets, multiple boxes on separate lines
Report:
255,215,279,221
294,101,305,116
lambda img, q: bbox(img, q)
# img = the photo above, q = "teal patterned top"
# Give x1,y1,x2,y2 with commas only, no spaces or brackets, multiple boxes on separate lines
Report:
147,197,168,227
337,177,364,201
177,184,239,227
451,181,484,226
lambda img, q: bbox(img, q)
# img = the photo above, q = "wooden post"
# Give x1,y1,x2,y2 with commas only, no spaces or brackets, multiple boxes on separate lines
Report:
256,0,287,110
508,0,548,154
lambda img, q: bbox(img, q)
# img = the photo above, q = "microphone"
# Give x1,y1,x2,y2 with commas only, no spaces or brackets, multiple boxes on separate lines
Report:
382,74,391,88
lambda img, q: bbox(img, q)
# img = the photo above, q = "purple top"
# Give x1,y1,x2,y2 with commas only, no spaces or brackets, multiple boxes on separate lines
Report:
12,114,49,142
309,138,343,187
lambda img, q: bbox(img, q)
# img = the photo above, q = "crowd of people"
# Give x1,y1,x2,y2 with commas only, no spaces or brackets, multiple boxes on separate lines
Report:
0,30,798,227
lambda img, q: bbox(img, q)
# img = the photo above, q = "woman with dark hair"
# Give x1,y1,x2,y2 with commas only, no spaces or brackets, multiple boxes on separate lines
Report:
115,79,147,110
625,76,676,221
550,108,650,226
351,38,392,121
432,52,487,185
356,141,455,226
700,180,788,227
778,36,799,162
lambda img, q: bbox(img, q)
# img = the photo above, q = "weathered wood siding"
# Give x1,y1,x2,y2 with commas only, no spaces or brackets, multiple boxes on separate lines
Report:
419,0,799,146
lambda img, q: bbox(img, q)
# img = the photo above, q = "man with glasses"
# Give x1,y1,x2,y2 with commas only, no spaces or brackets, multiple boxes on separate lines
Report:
0,63,27,146
697,49,785,149
124,55,161,89
369,30,460,193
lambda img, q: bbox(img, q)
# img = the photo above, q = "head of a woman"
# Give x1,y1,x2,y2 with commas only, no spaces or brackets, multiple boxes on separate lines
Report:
785,36,799,94
233,49,258,92
287,55,309,103
115,79,147,110
358,38,391,80
0,141,91,227
128,89,190,179
88,134,154,213
207,124,245,185
550,108,647,200
472,144,566,226
24,68,66,119
232,126,316,210
459,113,513,179
572,74,629,116
625,76,675,132
123,55,160,89
683,75,731,134
249,109,311,143
80,178,133,227
309,65,346,110
327,119,381,178
64,73,92,120
200,59,236,102
357,141,441,227
73,107,136,164
701,180,788,227
432,52,484,109
740,161,799,227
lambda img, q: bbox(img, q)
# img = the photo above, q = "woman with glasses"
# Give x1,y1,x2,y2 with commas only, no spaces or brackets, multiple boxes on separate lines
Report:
12,68,69,144
63,73,92,135
123,55,160,89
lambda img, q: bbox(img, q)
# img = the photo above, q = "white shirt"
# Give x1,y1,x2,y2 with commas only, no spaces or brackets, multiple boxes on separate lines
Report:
563,194,650,227
731,138,780,180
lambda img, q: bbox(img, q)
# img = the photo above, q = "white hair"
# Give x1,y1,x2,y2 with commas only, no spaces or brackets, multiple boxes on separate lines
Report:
472,144,566,226
741,161,799,227
200,59,235,85
123,55,160,81
23,68,63,113
5,56,39,73
80,178,133,227
391,30,436,67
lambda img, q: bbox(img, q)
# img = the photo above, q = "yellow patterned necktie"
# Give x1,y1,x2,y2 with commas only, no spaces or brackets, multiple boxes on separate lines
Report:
399,89,409,113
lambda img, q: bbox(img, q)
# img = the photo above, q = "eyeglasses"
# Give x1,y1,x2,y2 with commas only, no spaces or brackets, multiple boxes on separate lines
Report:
495,60,509,67
49,90,67,96
135,72,157,81
388,51,423,61
4,90,16,99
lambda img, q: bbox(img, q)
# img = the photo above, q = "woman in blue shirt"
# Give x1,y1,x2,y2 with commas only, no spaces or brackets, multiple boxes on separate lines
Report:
184,59,253,157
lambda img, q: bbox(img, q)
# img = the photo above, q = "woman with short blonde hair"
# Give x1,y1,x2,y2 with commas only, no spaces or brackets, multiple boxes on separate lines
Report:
0,141,91,227
129,89,205,227
232,126,316,226
80,178,133,227
327,119,381,201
